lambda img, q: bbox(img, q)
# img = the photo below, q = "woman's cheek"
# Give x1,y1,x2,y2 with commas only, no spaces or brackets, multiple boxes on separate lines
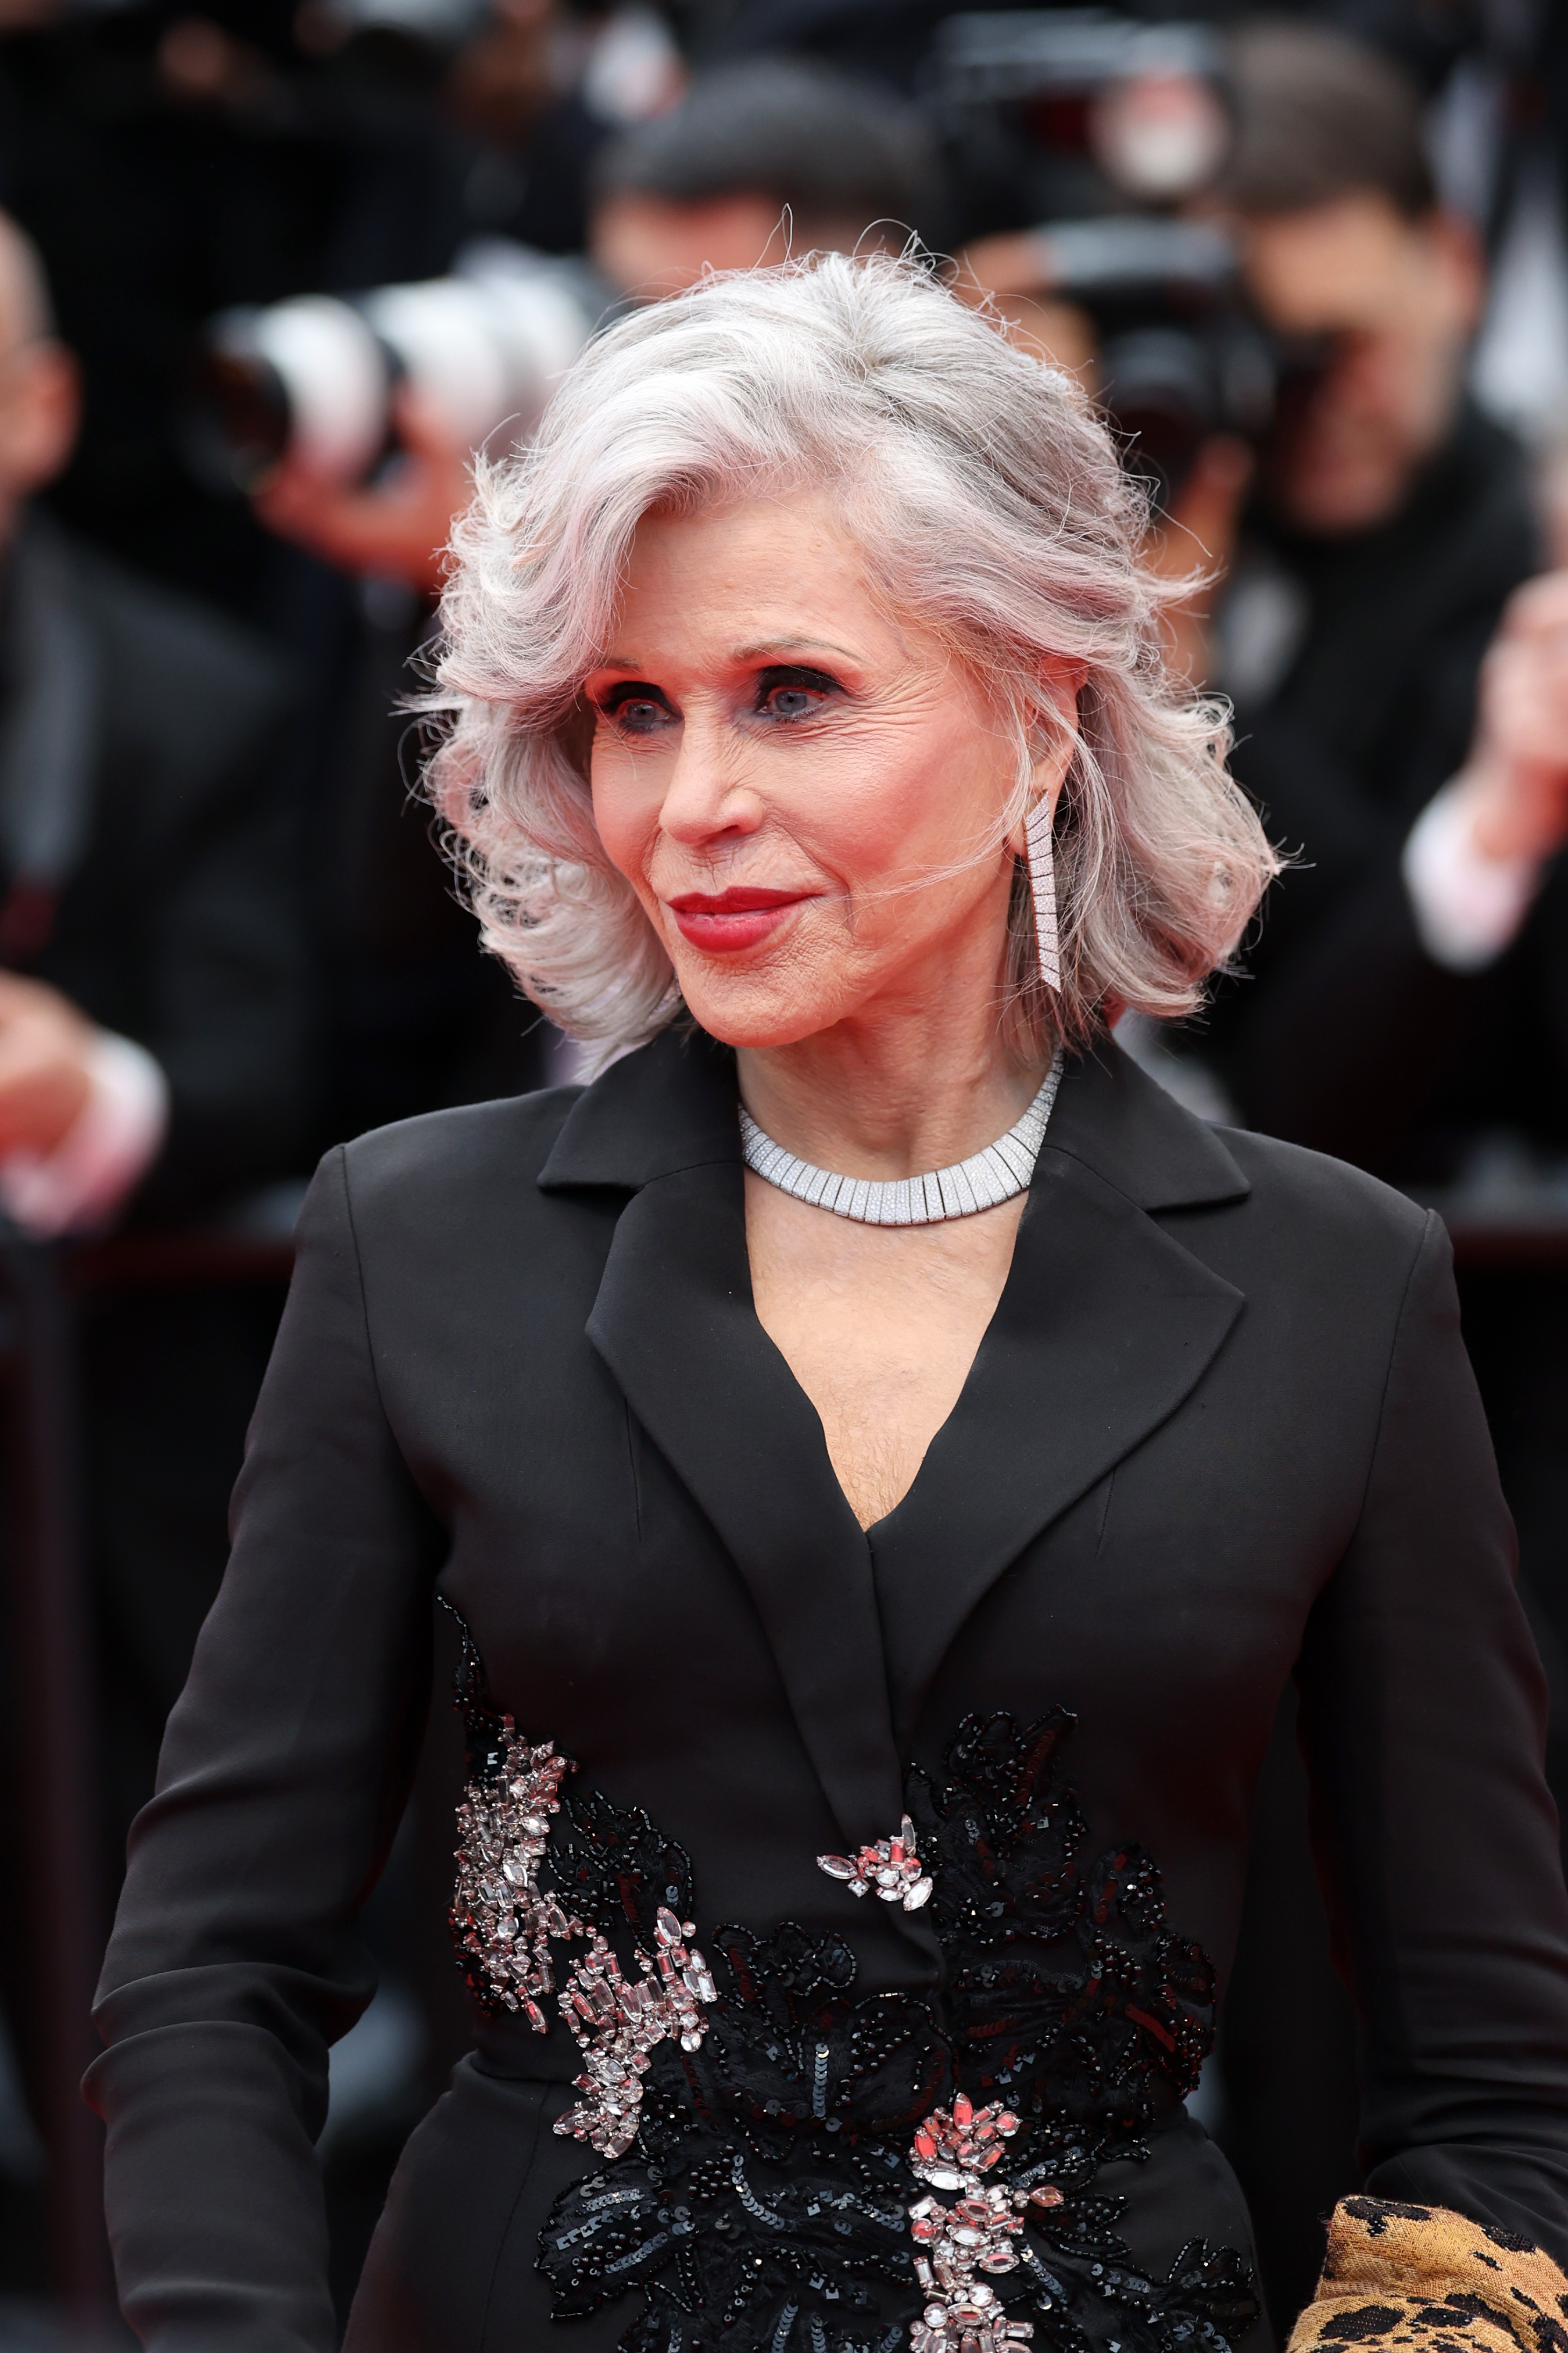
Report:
819,777,937,896
589,757,657,888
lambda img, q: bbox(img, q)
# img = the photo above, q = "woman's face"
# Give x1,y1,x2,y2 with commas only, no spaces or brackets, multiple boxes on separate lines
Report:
585,492,1061,1052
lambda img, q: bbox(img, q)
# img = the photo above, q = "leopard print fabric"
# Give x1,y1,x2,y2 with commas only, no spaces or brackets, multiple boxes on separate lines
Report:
1288,2197,1568,2353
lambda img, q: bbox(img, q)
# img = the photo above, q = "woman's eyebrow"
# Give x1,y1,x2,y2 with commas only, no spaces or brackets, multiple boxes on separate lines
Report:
592,640,857,674
729,638,857,664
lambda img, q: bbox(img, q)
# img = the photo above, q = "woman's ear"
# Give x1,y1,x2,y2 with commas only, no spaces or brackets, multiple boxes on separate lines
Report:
1005,695,1079,859
1041,657,1088,724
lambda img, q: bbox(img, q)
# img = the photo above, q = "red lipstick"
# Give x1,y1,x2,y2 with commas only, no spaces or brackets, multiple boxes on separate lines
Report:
667,886,811,953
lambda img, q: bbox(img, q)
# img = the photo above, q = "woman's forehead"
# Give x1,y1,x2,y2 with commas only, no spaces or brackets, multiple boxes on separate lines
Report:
601,494,950,670
625,489,857,568
608,499,883,647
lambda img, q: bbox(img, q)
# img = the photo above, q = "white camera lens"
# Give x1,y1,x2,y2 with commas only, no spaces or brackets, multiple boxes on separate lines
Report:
210,296,388,485
199,249,600,489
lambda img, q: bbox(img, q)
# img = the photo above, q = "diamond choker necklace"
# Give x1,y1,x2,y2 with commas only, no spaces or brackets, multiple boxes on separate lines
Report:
738,1050,1065,1226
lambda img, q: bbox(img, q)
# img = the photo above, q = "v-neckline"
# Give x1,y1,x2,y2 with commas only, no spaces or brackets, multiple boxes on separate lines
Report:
552,1028,1252,1842
743,1192,1032,1541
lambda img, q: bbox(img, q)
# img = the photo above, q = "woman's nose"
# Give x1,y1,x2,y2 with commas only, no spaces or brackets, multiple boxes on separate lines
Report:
657,718,763,846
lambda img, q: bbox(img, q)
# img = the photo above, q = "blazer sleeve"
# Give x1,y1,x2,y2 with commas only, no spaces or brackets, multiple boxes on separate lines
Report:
85,1146,448,2353
1295,1209,1568,2265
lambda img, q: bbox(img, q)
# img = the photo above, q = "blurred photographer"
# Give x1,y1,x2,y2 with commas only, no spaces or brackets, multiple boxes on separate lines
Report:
0,213,305,1236
0,210,309,1991
1171,21,1552,1167
964,21,1546,1167
1136,27,1568,2330
588,52,940,293
252,56,941,591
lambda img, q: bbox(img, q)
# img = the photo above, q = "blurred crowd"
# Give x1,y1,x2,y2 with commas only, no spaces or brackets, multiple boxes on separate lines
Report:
0,0,1566,2338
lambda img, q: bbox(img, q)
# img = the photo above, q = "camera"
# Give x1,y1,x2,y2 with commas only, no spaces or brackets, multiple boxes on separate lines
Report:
929,10,1326,503
930,10,1234,216
192,243,607,489
997,213,1292,507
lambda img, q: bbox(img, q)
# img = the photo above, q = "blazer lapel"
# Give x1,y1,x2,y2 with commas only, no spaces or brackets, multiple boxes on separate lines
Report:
543,1032,905,1851
872,1046,1250,1743
543,1032,1248,1829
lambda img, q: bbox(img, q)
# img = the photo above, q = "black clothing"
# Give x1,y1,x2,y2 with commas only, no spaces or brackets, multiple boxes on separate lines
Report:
0,520,307,1972
1215,850,1568,1182
1237,407,1535,894
1180,412,1564,2330
89,1029,1568,2353
1200,405,1544,1172
1,518,309,1221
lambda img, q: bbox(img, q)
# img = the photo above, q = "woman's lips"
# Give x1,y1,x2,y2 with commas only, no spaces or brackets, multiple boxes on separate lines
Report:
667,888,812,953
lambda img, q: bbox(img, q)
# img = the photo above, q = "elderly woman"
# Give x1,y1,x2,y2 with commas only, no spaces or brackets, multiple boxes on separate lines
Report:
90,256,1568,2353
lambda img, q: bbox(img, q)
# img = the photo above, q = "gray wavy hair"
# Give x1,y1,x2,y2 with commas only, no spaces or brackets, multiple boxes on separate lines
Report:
427,251,1277,1066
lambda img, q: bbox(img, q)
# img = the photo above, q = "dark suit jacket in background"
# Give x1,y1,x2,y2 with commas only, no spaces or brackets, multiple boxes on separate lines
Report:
0,518,314,1968
1198,405,1546,1176
88,1030,1568,2353
0,516,311,1222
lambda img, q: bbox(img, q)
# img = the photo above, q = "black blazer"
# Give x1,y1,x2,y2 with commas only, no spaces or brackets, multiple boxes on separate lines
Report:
88,1030,1568,2353
2,519,310,1221
1200,408,1546,1177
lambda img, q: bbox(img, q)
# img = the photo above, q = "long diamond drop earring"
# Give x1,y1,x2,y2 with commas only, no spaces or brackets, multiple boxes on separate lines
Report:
1025,795,1061,992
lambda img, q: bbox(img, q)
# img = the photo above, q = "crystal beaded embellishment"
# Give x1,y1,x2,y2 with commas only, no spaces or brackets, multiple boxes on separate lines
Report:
906,2094,1062,2353
739,1051,1065,1226
449,1700,718,2158
449,1652,1265,2353
450,1725,573,2030
817,1813,933,1910
554,1905,719,2159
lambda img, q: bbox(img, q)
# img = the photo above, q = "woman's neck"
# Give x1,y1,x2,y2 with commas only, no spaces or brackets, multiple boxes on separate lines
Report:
735,1004,1047,1182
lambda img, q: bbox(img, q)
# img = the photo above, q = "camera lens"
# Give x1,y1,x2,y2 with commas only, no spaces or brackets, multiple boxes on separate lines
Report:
194,296,392,490
1100,326,1223,505
190,261,599,491
186,348,290,493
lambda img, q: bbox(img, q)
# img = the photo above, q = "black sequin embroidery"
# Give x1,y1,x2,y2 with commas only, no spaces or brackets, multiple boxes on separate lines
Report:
447,1629,1258,2353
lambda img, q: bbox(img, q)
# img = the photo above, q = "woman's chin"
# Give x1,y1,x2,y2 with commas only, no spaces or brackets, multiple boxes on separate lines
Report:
674,971,851,1053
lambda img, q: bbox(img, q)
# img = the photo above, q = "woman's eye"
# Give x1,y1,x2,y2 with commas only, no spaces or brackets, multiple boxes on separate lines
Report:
600,691,673,736
756,670,841,722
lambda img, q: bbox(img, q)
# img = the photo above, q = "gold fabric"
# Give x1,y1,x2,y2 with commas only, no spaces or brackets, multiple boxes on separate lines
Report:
1288,2198,1568,2353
